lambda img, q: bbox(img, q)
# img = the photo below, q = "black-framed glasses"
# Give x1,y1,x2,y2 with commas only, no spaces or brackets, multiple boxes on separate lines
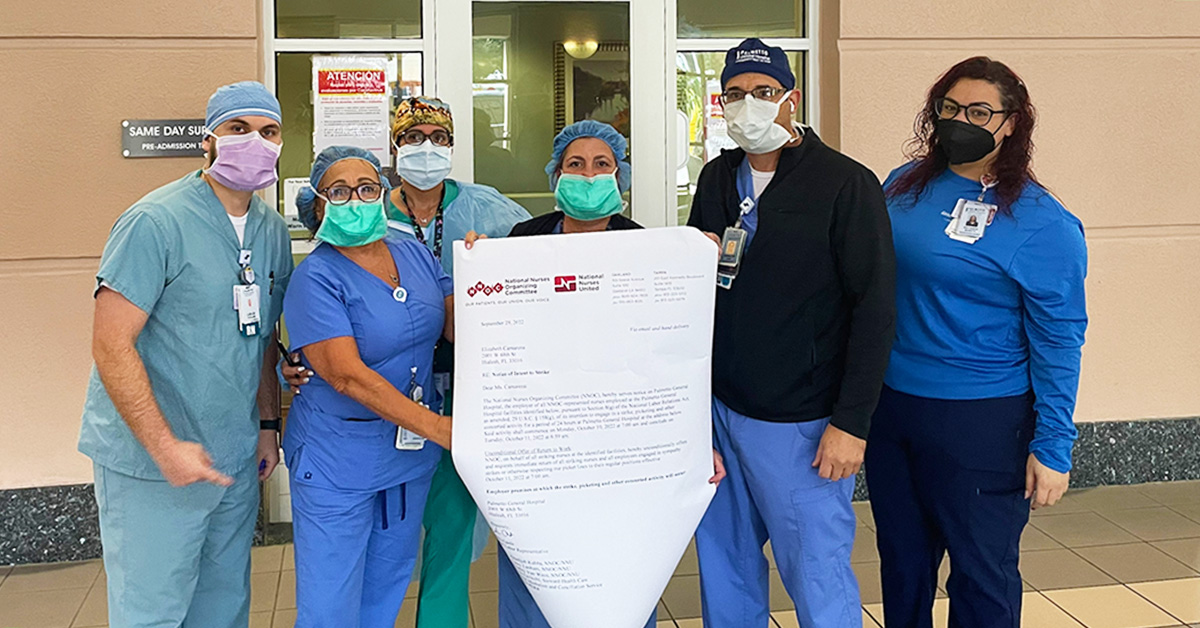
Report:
720,86,788,105
395,128,453,147
317,183,384,205
934,97,1010,127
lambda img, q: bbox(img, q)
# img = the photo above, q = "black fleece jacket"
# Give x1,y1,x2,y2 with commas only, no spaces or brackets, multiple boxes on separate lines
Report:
686,130,895,438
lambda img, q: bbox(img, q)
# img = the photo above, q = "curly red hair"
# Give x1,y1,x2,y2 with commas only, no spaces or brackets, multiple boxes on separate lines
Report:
886,57,1042,215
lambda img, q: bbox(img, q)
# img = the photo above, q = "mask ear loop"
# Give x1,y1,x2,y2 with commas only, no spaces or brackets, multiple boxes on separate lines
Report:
779,90,802,141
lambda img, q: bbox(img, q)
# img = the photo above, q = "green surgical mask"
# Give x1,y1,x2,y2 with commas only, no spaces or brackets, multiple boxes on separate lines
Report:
554,173,624,222
315,200,388,247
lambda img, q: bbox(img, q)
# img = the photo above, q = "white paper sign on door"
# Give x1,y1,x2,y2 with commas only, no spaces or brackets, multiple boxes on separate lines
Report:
453,228,718,628
312,55,390,165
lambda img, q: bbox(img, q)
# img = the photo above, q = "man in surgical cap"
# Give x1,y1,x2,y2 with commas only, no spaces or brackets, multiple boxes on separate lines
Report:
79,80,293,628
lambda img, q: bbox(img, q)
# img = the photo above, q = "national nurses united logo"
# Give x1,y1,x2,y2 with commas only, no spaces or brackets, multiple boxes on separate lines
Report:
554,276,577,293
468,281,504,298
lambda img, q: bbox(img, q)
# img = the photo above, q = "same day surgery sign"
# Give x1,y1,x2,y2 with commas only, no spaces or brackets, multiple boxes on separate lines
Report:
121,119,206,158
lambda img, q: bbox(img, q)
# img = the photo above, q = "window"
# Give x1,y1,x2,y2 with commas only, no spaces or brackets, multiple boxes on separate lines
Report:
678,0,805,38
674,0,816,224
675,50,807,224
470,2,631,217
266,1,430,230
275,0,421,39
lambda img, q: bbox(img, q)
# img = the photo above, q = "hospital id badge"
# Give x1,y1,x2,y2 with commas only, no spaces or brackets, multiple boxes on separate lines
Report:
396,383,427,450
950,199,995,241
234,284,260,336
396,427,426,450
717,227,747,289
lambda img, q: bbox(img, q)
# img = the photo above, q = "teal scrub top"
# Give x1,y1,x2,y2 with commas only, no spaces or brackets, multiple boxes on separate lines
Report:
386,179,530,277
79,170,294,480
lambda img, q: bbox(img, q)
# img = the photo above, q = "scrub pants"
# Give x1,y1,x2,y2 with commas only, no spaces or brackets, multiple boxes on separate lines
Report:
865,386,1035,628
291,474,434,628
93,460,259,628
416,451,477,628
497,547,656,628
696,398,861,628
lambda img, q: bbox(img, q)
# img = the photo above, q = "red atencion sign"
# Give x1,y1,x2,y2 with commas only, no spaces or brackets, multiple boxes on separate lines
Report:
317,69,386,95
554,276,577,293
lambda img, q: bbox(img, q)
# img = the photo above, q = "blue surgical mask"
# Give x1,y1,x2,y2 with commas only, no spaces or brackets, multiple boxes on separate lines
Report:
395,141,453,191
554,173,624,222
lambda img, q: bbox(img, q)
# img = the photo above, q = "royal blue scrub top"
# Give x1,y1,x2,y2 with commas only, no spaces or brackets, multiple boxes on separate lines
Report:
282,238,452,492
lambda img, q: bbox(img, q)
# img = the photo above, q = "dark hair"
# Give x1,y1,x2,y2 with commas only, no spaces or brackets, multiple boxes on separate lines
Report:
886,57,1041,214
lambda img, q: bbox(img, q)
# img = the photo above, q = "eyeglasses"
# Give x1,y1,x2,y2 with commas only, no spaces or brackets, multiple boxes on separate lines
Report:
720,86,788,105
933,97,1011,127
394,128,453,147
317,183,384,205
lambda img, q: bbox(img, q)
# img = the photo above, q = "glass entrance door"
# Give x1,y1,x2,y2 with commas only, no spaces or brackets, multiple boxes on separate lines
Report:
433,0,675,227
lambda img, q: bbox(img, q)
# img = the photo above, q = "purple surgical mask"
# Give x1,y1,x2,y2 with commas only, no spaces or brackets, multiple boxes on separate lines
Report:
205,131,282,191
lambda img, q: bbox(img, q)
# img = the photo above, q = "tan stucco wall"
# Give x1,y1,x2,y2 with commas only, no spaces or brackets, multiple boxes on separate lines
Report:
838,1,1200,423
0,1,261,489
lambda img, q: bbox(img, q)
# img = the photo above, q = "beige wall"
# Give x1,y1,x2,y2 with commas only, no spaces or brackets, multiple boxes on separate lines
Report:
838,1,1200,423
0,1,261,489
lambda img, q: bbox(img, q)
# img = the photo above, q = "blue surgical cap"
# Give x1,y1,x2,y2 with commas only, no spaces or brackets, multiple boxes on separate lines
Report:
205,81,282,132
297,146,390,233
545,120,632,193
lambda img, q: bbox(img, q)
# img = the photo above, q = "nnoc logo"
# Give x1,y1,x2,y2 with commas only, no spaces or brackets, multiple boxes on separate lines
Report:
468,281,504,298
554,276,577,293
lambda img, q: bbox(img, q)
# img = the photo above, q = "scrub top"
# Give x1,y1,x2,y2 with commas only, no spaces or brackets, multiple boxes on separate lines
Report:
386,179,530,277
79,170,294,480
282,238,452,492
884,165,1088,473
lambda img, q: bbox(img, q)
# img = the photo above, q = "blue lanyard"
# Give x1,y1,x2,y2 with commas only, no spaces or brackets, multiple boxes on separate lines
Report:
734,159,760,247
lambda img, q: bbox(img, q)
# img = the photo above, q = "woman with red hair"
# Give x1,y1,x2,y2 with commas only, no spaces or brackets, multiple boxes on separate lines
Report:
867,57,1088,627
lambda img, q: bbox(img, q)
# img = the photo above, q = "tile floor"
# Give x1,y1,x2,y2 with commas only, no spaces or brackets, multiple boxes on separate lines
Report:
3,480,1200,628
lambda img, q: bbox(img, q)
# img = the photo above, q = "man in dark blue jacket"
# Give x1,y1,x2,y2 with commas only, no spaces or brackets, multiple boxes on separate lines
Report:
687,38,896,628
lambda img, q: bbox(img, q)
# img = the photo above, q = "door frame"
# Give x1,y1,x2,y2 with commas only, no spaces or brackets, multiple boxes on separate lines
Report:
433,0,677,227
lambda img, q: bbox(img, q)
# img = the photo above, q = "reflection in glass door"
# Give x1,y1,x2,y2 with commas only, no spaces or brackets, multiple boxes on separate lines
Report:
469,2,631,217
435,0,673,226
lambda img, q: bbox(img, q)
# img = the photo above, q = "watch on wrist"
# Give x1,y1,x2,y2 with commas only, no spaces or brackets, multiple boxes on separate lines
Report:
260,418,282,431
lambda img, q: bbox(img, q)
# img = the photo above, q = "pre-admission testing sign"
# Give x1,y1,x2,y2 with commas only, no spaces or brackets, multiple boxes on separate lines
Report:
121,119,206,158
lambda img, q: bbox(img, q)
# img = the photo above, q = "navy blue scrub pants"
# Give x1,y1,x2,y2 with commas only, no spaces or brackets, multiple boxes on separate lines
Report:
865,386,1036,628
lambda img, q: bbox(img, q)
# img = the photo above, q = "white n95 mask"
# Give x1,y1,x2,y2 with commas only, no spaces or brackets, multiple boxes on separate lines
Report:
724,92,797,155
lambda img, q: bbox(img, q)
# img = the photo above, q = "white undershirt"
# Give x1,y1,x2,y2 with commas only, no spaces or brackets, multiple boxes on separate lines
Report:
749,167,775,199
747,123,805,199
228,213,248,246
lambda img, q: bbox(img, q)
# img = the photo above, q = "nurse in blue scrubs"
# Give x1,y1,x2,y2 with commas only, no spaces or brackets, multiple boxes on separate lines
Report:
283,146,454,627
869,57,1087,628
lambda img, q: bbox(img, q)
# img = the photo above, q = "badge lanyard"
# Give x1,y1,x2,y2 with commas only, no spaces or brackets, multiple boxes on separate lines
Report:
402,186,446,260
233,248,260,336
717,160,760,290
945,174,999,245
395,298,428,451
733,159,759,237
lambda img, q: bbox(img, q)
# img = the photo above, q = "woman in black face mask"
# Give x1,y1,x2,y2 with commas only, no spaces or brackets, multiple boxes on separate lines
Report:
867,57,1089,627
